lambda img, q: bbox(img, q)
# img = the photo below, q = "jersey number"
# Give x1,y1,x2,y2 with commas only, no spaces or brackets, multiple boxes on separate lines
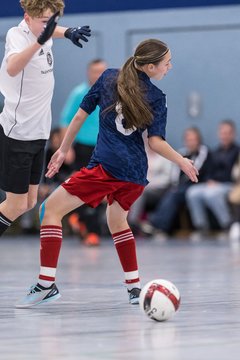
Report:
115,103,136,136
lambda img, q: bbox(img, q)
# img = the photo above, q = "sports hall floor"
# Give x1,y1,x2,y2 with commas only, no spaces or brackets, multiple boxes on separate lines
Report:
0,234,240,360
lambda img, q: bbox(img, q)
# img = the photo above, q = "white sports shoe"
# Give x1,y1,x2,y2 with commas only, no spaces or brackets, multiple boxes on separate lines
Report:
229,222,240,242
15,283,61,308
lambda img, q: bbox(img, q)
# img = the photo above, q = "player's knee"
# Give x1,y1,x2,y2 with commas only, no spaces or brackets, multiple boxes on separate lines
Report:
14,203,29,216
39,201,47,223
27,199,37,211
107,216,128,234
186,188,201,202
106,212,115,230
39,200,58,224
204,192,221,203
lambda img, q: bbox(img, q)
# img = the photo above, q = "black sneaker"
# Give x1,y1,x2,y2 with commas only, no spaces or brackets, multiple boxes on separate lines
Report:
128,288,141,305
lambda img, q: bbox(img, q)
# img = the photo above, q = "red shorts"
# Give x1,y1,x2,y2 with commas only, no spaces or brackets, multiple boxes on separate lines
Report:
61,164,144,211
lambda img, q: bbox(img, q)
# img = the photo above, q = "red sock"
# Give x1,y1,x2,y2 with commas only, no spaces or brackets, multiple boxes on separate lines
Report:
38,225,62,286
112,228,140,290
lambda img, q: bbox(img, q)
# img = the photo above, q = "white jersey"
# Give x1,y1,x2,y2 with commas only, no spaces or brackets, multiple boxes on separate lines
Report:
0,20,54,140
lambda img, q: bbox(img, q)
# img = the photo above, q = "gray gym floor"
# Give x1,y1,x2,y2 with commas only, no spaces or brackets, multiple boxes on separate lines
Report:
0,235,240,360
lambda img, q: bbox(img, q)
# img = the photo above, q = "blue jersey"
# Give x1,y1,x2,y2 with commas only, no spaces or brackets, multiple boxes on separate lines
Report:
80,69,167,186
59,83,99,146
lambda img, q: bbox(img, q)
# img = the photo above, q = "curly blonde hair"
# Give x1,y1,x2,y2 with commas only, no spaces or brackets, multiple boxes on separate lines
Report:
20,0,65,17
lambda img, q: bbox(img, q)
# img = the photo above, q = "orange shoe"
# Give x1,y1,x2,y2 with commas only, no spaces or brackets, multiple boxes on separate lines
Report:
83,233,100,246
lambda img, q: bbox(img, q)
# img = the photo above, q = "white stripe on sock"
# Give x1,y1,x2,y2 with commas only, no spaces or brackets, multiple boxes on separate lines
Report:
127,281,141,291
114,234,134,242
38,279,54,288
40,235,62,239
114,234,133,242
40,266,56,277
0,216,11,226
125,270,139,281
114,238,133,245
40,230,62,235
113,232,133,241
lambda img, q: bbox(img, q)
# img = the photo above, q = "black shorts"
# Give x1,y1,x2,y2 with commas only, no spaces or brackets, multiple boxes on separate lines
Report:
0,125,46,194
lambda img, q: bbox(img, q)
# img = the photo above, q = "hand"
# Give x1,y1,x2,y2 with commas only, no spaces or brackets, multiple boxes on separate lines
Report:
45,149,66,178
64,26,91,48
207,180,218,187
37,11,60,45
179,158,199,183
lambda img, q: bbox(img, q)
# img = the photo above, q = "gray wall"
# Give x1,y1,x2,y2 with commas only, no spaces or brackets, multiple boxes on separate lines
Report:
0,5,240,148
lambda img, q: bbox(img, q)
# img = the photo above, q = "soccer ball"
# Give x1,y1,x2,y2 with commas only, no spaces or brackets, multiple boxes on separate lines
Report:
139,279,181,321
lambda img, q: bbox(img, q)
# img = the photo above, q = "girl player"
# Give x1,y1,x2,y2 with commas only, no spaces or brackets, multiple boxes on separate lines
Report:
17,39,198,308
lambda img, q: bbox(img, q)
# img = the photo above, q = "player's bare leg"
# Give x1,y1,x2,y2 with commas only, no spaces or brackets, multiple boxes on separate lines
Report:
40,185,84,226
106,200,129,234
16,186,84,308
0,189,37,221
0,185,39,236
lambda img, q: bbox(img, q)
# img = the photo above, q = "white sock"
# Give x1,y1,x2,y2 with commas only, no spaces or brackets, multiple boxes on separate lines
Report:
38,279,54,288
127,281,141,291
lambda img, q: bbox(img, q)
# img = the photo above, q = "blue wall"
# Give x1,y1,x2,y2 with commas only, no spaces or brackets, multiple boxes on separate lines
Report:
0,4,240,148
0,0,240,17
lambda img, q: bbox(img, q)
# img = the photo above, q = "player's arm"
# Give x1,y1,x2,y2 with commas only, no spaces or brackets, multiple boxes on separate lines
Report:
7,42,41,76
53,26,91,47
7,12,60,77
46,108,88,178
148,135,199,183
6,43,41,76
60,108,88,154
53,25,67,38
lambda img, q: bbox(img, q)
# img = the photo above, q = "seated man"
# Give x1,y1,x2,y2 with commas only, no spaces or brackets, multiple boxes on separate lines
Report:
186,120,239,240
128,140,172,234
228,153,240,243
142,127,210,240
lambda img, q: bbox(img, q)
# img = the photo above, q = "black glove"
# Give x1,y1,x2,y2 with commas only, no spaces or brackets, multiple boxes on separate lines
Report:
37,11,60,45
64,26,91,48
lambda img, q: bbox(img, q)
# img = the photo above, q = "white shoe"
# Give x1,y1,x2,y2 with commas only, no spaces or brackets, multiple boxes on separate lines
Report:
16,283,61,308
189,231,204,243
229,222,240,242
140,221,156,235
154,231,168,243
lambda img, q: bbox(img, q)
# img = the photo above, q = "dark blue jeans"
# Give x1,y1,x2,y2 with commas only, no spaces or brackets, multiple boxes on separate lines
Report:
149,184,189,233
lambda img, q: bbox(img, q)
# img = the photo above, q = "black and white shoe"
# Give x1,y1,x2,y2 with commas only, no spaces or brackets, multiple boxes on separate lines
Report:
128,288,141,305
15,283,61,308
